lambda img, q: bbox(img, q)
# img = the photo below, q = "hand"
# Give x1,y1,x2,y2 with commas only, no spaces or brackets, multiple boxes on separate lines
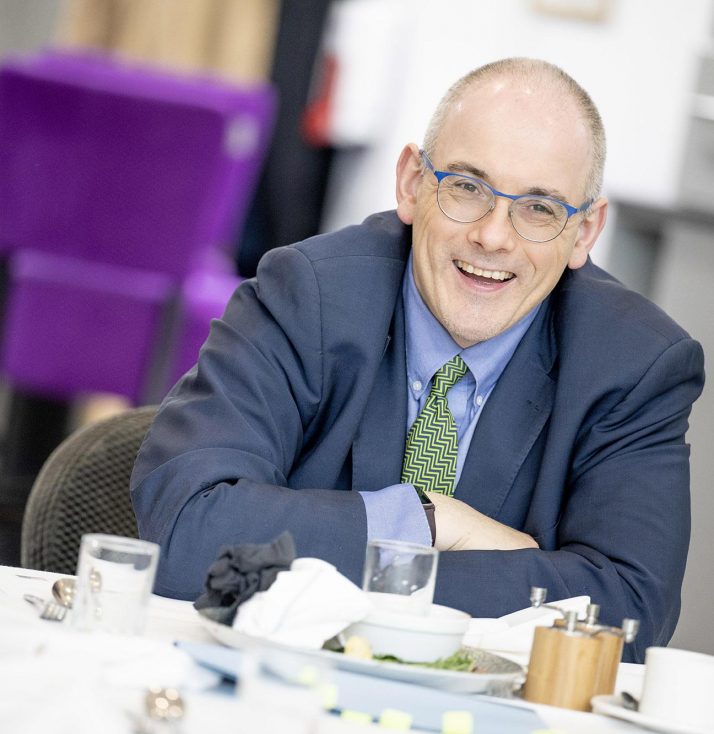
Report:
426,491,539,552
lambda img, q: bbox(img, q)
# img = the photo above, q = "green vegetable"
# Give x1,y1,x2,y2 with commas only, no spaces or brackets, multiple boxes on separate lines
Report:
373,648,482,672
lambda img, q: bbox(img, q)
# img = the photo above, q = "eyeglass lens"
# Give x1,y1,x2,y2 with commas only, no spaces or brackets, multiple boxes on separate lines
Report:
436,174,568,242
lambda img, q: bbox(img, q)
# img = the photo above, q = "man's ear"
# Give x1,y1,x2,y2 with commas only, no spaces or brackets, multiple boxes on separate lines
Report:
395,143,423,225
568,196,608,270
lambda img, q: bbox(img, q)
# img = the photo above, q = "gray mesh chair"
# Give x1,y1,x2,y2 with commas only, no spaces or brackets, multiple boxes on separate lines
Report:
20,405,157,574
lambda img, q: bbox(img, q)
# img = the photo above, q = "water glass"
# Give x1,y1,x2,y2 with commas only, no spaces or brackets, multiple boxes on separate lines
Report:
362,539,438,616
72,533,160,635
238,640,338,734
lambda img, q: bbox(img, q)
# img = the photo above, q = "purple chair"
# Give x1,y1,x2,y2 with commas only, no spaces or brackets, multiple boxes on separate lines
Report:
0,51,276,402
0,51,276,277
1,250,173,402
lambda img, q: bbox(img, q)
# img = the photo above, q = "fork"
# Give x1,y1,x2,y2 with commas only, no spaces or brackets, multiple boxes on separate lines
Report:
23,593,68,622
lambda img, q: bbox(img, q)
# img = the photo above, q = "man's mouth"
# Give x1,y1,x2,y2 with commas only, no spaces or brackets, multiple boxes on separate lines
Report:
455,260,515,283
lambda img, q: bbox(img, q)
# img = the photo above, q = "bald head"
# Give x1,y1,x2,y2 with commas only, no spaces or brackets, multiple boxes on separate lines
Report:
422,58,606,203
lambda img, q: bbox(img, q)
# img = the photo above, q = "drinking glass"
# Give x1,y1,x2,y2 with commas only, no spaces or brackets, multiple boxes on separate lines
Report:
72,533,160,635
362,539,438,616
238,640,338,734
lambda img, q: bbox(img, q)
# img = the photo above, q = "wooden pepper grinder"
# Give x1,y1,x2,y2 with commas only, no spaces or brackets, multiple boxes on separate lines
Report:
523,587,639,711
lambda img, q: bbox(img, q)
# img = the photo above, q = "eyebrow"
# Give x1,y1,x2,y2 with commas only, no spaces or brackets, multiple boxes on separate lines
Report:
444,160,573,204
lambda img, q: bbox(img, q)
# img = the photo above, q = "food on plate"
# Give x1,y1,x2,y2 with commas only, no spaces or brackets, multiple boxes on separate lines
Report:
343,635,373,660
375,648,486,672
339,637,487,673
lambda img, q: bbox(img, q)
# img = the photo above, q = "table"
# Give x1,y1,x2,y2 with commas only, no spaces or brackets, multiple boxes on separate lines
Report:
0,565,647,733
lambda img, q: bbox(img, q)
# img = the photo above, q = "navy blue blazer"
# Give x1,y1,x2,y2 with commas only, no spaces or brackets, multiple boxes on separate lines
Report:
131,211,704,662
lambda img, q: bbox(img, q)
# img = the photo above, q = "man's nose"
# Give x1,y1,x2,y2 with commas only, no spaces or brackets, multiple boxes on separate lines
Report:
466,197,515,251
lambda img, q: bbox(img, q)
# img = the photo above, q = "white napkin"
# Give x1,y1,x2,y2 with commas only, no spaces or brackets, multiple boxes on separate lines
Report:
0,620,217,687
0,657,128,734
0,624,219,734
463,595,591,665
233,558,373,648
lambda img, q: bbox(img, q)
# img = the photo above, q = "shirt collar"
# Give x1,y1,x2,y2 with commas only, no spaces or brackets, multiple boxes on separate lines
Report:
403,252,540,398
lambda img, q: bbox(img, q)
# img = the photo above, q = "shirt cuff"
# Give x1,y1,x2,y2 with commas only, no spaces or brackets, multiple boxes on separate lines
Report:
359,484,432,547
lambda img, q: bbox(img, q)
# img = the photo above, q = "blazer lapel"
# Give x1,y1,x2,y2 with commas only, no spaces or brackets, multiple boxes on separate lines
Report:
456,301,556,517
351,298,408,491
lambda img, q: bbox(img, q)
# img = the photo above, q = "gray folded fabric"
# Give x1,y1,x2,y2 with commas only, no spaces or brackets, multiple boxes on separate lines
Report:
194,531,296,625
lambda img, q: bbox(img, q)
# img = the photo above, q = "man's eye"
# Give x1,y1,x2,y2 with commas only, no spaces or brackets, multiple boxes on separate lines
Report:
522,199,556,216
532,202,553,214
450,177,483,195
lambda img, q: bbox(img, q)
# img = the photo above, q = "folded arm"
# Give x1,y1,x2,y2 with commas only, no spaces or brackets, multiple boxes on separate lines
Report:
429,337,704,662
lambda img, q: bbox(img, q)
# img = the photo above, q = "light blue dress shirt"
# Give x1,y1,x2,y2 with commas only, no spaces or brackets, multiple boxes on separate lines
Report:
360,253,539,546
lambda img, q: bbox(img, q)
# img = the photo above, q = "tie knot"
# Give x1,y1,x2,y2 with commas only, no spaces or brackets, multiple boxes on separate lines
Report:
431,355,468,396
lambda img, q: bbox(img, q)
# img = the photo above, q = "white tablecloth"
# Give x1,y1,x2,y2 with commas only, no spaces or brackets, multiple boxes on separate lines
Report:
0,564,647,733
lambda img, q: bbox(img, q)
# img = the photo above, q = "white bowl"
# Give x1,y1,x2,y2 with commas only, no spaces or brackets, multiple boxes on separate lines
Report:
344,603,470,662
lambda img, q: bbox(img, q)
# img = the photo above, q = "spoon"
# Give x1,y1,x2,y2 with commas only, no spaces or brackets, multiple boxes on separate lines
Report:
51,577,76,608
52,570,102,609
621,691,639,711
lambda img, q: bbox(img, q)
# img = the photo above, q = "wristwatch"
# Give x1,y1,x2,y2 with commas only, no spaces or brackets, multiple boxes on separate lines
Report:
415,487,436,546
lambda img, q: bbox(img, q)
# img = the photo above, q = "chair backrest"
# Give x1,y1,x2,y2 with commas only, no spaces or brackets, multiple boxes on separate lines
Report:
21,405,157,574
0,51,277,277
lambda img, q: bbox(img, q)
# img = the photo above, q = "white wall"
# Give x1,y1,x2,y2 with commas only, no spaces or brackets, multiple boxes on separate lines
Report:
652,221,714,655
322,0,713,269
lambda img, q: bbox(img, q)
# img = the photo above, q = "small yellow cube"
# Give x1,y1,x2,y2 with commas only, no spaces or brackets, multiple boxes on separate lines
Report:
442,710,473,734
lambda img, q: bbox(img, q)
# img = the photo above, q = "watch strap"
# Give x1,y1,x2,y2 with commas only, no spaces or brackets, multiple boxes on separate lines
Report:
423,501,436,546
414,487,436,546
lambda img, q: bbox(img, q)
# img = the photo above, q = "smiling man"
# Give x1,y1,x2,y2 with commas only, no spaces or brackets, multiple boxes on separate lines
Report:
131,58,704,662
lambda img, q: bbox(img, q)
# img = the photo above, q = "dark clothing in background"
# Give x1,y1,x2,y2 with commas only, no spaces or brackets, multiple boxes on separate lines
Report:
238,0,334,278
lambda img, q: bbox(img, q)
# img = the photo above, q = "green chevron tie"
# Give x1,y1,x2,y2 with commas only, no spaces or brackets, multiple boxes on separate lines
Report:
401,355,469,496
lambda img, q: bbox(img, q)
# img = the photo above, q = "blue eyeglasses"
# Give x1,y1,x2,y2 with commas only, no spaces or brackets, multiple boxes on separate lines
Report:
421,150,591,243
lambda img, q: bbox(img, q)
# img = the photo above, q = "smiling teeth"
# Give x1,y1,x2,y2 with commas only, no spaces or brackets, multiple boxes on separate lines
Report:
456,260,514,281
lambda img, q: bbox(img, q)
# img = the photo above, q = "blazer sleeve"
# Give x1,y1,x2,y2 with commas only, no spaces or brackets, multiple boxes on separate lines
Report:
130,245,369,600
433,335,704,662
